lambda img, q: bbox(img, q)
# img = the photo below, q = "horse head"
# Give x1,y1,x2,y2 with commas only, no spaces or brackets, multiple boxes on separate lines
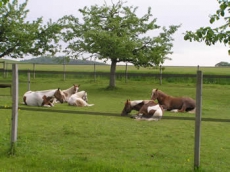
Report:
121,99,132,116
82,92,88,102
54,88,65,103
151,88,159,100
73,84,80,94
74,91,88,102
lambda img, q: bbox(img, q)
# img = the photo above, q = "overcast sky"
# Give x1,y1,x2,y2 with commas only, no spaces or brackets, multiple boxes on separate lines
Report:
18,0,229,66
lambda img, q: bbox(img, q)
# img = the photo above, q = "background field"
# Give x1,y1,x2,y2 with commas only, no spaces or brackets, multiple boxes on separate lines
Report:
0,64,230,172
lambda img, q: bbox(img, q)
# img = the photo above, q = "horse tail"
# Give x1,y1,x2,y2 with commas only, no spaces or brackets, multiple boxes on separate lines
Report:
23,96,27,105
86,103,94,107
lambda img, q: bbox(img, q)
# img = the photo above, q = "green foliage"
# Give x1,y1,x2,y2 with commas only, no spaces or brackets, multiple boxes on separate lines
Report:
61,1,180,67
184,1,230,54
20,56,106,65
0,0,62,59
215,61,230,66
60,1,180,87
0,0,8,7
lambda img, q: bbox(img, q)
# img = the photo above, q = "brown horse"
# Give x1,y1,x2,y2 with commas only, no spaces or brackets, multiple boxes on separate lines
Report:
151,89,196,113
121,99,163,121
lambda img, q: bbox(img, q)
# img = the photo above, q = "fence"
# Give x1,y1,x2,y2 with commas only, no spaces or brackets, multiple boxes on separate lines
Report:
1,63,230,85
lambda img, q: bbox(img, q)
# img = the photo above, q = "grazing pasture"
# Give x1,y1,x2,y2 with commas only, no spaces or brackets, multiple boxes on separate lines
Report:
0,66,230,172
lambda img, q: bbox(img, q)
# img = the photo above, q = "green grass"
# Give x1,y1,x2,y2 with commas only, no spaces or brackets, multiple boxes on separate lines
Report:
0,71,230,171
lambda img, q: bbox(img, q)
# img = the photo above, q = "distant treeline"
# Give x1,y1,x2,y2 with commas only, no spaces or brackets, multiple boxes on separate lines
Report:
215,61,230,67
20,56,107,65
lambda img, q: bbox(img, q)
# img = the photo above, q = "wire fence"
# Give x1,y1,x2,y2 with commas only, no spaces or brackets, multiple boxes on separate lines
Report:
1,62,230,85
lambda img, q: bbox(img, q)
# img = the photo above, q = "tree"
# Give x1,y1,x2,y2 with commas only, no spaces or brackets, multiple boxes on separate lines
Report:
0,0,9,7
60,1,180,88
184,0,230,54
0,0,62,59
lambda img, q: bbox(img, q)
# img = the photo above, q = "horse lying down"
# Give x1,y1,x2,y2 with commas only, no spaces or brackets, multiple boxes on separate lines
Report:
121,99,163,121
23,88,65,107
151,88,196,113
52,84,80,103
68,91,94,107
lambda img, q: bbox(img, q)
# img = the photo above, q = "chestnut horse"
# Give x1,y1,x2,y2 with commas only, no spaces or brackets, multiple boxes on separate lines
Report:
121,99,163,121
151,88,196,113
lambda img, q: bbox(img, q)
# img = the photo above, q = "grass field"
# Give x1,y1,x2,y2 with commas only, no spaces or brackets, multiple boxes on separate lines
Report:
0,66,230,172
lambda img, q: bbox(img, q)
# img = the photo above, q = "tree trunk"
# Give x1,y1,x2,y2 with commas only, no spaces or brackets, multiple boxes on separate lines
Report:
109,60,117,88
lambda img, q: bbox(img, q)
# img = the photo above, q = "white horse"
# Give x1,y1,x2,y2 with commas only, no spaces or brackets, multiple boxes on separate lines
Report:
23,88,65,107
62,84,80,102
68,91,94,107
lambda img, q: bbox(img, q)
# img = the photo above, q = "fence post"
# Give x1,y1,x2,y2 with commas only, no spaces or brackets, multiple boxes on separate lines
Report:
28,70,31,91
159,65,162,85
63,62,66,81
11,64,19,154
194,70,203,169
94,63,96,82
125,63,128,83
3,61,6,78
33,63,36,79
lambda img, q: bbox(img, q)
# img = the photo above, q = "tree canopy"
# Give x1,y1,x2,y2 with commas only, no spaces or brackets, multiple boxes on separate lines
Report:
60,1,180,87
0,0,62,59
184,0,230,54
0,0,9,7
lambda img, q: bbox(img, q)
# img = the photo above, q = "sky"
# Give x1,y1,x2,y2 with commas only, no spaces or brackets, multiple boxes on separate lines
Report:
15,0,230,66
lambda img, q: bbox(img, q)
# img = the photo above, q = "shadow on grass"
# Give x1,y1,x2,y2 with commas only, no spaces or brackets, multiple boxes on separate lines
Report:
1,106,230,123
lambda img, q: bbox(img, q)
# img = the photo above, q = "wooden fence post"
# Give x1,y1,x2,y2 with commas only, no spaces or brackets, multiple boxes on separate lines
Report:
63,62,66,81
3,61,6,78
159,65,162,85
125,63,128,83
94,63,96,82
194,70,203,169
33,63,35,79
11,64,19,154
28,70,31,91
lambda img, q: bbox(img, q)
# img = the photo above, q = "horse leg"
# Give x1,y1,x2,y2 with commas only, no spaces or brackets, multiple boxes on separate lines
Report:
178,104,187,112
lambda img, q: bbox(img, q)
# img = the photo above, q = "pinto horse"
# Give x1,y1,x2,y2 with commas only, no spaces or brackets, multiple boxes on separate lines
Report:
41,95,55,107
151,88,196,113
121,99,163,121
121,100,152,116
23,88,65,106
68,91,94,107
134,100,164,121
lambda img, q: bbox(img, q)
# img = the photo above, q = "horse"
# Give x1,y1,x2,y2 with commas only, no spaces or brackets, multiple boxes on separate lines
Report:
134,100,164,121
121,99,152,116
23,88,65,107
151,88,196,113
121,99,163,121
41,95,55,107
68,91,94,107
62,84,80,102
